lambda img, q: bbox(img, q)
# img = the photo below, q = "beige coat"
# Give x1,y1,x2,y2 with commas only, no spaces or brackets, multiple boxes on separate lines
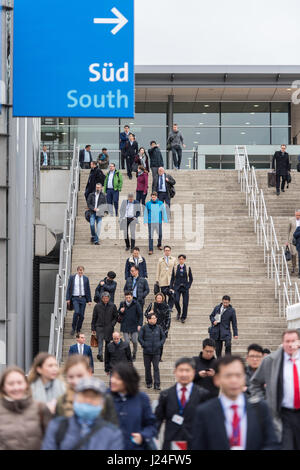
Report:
156,256,177,286
287,217,298,256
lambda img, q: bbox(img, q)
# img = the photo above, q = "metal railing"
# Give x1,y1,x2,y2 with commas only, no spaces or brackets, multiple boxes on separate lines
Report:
48,140,80,362
235,145,300,317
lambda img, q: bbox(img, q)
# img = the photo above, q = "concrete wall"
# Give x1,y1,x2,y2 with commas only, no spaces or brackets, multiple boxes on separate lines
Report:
40,170,70,232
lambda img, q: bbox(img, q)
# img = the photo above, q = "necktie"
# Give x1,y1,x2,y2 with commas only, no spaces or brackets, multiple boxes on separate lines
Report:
181,387,187,408
229,405,241,447
291,358,300,409
79,276,83,296
159,175,163,190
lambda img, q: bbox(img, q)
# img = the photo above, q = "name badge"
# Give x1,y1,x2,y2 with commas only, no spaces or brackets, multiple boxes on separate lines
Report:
172,414,184,426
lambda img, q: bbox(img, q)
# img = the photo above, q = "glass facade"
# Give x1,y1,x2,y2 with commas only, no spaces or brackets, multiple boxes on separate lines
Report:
41,101,291,169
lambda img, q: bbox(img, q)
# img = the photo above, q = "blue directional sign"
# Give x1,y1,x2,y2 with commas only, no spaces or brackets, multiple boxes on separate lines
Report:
13,0,134,117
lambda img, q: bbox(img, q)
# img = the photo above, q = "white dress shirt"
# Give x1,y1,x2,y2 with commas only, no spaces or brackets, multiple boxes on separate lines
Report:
176,382,193,404
282,351,300,409
107,171,114,189
94,192,100,210
158,174,167,192
125,201,135,218
42,152,48,166
219,393,247,450
296,219,300,228
77,343,84,355
73,274,85,296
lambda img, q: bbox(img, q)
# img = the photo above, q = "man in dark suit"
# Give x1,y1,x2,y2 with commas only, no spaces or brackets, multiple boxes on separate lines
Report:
119,125,130,169
87,183,108,245
250,330,300,450
124,133,138,179
152,167,176,211
84,161,105,201
209,295,238,357
79,144,92,169
191,355,280,450
272,144,290,196
170,254,193,324
155,357,210,450
124,265,150,313
119,193,141,251
68,333,94,373
66,266,92,336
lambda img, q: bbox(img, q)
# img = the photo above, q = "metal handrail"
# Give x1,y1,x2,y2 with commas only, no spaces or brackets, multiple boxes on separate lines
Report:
235,144,293,316
48,140,80,363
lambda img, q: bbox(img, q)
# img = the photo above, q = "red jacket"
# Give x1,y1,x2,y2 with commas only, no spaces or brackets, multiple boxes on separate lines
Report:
136,172,148,194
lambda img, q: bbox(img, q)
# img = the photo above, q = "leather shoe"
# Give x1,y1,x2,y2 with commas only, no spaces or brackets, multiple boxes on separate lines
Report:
154,385,161,391
97,355,103,362
125,247,130,251
181,319,185,324
157,246,163,250
148,251,153,255
70,330,75,336
176,313,180,321
146,384,152,389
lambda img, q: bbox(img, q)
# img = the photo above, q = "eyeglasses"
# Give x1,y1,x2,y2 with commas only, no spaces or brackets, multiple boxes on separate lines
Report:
248,355,262,359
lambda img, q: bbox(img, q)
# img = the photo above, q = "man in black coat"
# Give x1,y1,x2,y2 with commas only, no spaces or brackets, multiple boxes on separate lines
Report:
79,144,92,169
105,331,132,374
272,144,290,196
170,255,193,324
94,271,117,304
193,338,219,398
155,357,210,450
152,167,176,210
138,313,165,390
86,183,108,245
124,133,138,179
124,265,150,312
118,292,143,361
91,291,118,363
191,355,280,450
209,295,238,357
84,161,105,201
124,246,148,279
148,141,164,179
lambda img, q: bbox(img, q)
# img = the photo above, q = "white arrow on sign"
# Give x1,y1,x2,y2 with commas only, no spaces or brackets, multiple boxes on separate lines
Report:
93,7,128,35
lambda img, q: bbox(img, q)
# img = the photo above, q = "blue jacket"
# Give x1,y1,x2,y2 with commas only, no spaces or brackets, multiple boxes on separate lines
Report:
42,416,123,450
144,200,168,225
66,274,92,303
125,256,148,279
111,392,157,450
68,343,94,373
293,226,300,251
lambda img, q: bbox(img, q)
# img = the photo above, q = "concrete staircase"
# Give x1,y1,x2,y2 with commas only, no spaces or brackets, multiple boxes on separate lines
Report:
256,169,300,278
62,169,287,400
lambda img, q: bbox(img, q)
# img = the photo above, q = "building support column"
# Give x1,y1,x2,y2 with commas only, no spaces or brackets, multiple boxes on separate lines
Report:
167,95,174,169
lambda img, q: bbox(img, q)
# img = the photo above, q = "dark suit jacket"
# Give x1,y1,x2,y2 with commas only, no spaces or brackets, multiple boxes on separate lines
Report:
119,200,141,229
191,396,280,450
66,275,92,302
85,168,105,199
272,151,290,176
170,264,193,291
209,303,238,340
155,383,210,450
68,343,94,373
120,131,130,150
86,191,108,217
124,140,138,158
152,173,176,197
79,149,92,163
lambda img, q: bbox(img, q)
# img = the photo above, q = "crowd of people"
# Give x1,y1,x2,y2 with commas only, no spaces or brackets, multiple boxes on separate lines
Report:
1,330,300,450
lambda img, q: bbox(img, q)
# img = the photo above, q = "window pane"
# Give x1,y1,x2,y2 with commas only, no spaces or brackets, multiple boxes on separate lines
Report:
221,102,270,125
271,103,289,125
271,127,289,145
121,113,166,126
173,127,219,148
221,127,270,145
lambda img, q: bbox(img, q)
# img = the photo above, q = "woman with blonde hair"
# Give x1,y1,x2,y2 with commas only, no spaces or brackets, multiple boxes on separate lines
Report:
0,366,52,449
28,352,66,413
55,354,117,424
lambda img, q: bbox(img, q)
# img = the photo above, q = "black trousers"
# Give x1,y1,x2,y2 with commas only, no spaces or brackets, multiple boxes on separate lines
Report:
281,408,300,450
161,286,174,310
215,338,232,357
276,174,286,193
126,155,134,178
174,289,189,320
123,217,136,249
143,353,160,386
